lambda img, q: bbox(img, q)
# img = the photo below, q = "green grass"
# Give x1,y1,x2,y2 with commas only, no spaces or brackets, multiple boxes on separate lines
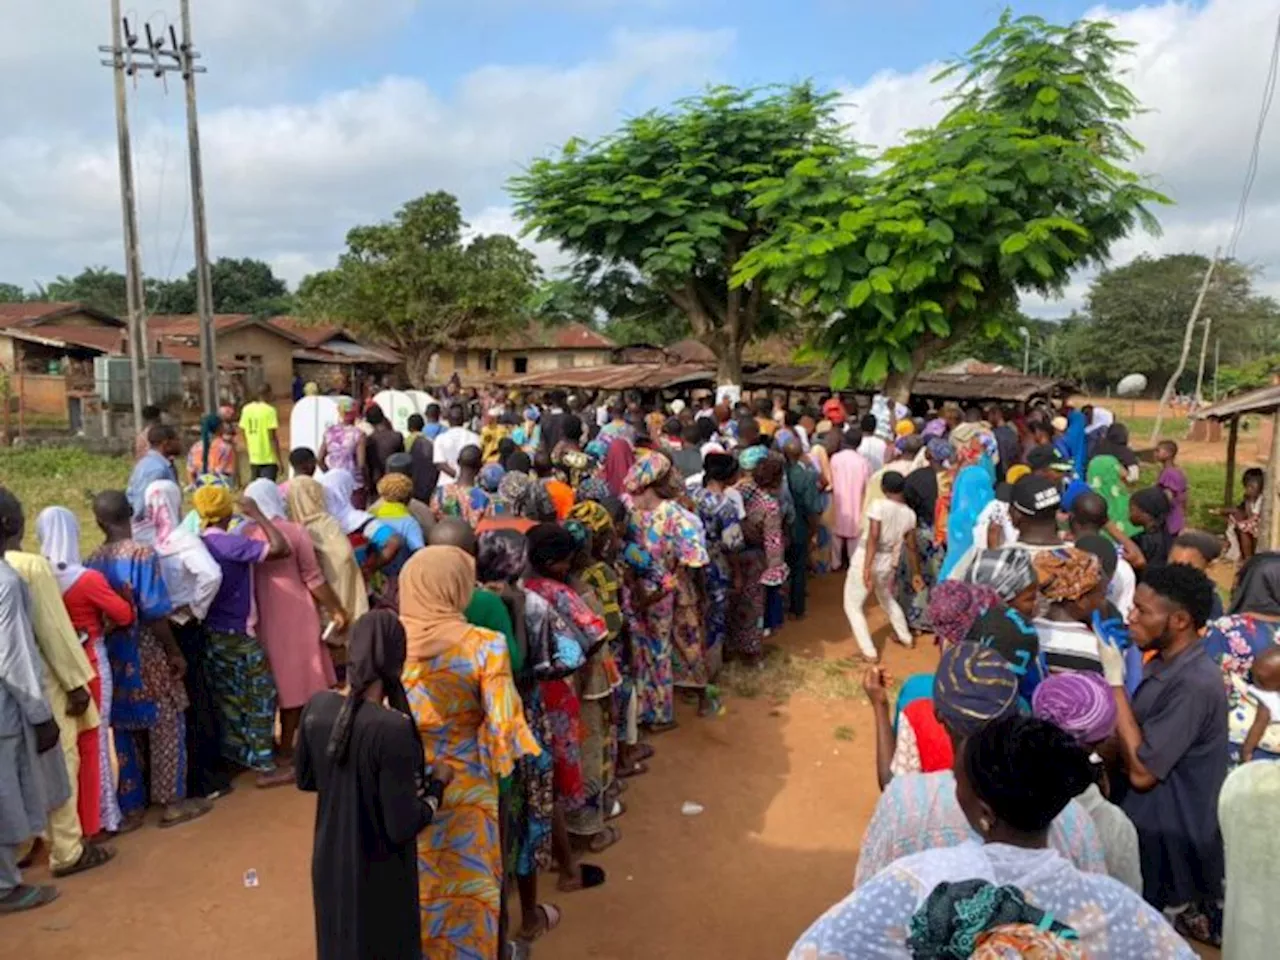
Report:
1137,461,1228,534
719,646,898,704
0,447,131,553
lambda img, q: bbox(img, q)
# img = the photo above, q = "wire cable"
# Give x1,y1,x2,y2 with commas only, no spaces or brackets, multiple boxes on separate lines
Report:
1227,8,1280,259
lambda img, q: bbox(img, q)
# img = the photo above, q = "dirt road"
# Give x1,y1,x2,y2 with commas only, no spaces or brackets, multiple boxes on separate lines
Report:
7,575,1212,959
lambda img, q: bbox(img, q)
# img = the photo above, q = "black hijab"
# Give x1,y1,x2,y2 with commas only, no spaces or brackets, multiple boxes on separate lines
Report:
408,434,439,503
326,610,417,767
1094,423,1138,469
1230,552,1280,617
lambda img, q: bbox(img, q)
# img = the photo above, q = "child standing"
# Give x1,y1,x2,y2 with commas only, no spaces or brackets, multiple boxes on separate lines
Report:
1155,440,1188,536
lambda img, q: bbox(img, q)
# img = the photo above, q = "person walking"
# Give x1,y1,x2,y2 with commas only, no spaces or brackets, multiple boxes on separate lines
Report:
239,385,284,482
844,471,922,661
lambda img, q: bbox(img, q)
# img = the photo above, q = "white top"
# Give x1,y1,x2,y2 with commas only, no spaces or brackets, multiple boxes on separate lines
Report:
1075,783,1143,895
1034,617,1105,676
1108,556,1137,617
857,435,887,473
973,499,1017,551
1247,685,1280,719
857,498,916,571
155,538,223,624
432,426,482,487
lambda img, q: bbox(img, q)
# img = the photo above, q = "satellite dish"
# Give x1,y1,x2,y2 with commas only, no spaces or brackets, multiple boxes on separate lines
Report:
1116,374,1147,398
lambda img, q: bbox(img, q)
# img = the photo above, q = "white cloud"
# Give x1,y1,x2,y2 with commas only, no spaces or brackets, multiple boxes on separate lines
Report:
835,0,1280,314
0,26,734,291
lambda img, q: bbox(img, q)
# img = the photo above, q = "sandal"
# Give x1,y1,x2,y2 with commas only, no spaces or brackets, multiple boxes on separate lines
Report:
256,767,296,789
159,798,213,829
644,721,678,735
16,838,43,870
51,842,116,878
517,902,562,943
586,824,622,854
557,862,606,892
115,812,146,836
606,799,626,821
0,885,58,914
617,759,648,779
630,744,655,762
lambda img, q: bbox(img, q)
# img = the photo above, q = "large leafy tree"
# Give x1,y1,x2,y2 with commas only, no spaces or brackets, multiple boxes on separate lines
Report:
42,267,130,316
298,192,539,383
151,257,294,316
528,271,692,346
511,85,848,385
736,13,1168,400
0,282,27,303
1078,254,1280,391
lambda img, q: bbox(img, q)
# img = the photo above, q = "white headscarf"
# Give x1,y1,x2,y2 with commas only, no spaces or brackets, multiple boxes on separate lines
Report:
244,478,287,520
144,479,223,621
35,506,87,594
1088,406,1114,434
318,468,374,534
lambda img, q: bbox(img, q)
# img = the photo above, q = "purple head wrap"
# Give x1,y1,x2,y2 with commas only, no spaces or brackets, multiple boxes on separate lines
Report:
1031,672,1117,747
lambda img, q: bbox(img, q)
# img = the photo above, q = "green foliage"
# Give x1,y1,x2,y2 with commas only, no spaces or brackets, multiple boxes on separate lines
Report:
736,12,1169,395
0,282,27,303
43,267,130,316
1078,255,1280,391
0,448,130,553
528,272,692,346
511,84,847,381
151,257,295,316
1215,353,1280,396
297,192,540,381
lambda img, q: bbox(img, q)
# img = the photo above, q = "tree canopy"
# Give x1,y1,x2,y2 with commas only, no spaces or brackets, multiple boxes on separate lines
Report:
297,191,540,383
735,12,1168,399
528,272,692,346
512,84,846,384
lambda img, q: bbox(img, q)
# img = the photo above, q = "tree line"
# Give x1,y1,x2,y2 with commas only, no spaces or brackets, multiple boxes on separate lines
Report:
8,12,1276,399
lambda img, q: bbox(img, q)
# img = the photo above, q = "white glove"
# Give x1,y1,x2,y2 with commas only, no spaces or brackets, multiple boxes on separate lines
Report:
1098,637,1127,688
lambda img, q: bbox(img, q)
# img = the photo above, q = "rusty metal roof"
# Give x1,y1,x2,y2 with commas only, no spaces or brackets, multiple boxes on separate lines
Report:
498,363,714,391
1192,384,1280,421
743,365,1072,402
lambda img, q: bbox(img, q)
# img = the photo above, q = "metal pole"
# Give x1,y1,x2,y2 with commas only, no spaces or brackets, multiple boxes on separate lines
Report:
180,0,218,413
108,0,148,426
1213,337,1221,402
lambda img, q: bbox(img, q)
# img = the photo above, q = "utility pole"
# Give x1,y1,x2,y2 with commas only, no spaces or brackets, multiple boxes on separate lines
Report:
1193,315,1212,405
101,0,150,427
1151,248,1218,444
179,0,217,413
1213,337,1221,402
101,4,216,416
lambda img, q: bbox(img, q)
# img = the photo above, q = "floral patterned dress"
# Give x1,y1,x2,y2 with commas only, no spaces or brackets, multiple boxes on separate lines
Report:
404,625,539,960
1201,614,1280,759
625,499,710,724
690,485,745,677
730,479,785,659
433,482,491,526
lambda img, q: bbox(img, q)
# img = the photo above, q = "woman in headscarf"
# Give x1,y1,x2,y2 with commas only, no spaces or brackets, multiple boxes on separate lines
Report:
319,468,404,610
938,440,996,581
688,453,746,678
512,406,541,455
1031,548,1108,676
1126,486,1173,571
1032,672,1142,893
492,468,557,523
900,438,951,631
369,472,427,559
242,479,348,783
1202,553,1280,763
795,716,1191,960
1062,408,1088,478
139,481,228,801
36,506,135,839
318,399,367,508
1094,422,1140,481
185,412,238,488
1087,454,1140,540
296,610,452,960
728,448,786,666
399,545,540,959
624,452,714,725
964,546,1039,620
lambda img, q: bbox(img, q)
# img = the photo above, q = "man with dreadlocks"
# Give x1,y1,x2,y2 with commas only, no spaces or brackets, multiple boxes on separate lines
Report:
296,610,451,960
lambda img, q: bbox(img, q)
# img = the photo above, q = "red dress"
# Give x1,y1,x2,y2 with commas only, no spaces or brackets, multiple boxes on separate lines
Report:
62,570,135,836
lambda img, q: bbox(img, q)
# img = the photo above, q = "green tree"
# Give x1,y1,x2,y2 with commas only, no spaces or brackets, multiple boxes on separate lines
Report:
298,192,540,383
1078,254,1280,391
512,85,847,385
0,283,27,303
736,13,1167,400
43,267,129,316
528,272,692,346
151,257,295,316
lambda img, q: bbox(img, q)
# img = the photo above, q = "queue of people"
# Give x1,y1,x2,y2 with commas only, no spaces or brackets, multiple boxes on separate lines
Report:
2,383,1275,960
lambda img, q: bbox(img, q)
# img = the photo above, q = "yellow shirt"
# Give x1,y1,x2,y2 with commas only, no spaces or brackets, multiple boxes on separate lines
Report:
239,400,279,466
4,550,100,733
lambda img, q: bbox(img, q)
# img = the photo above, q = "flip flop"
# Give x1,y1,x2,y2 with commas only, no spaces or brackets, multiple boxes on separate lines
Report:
617,759,648,779
51,842,116,878
606,799,626,821
630,744,655,762
16,838,43,870
586,825,622,854
159,798,213,829
557,862,606,892
0,885,58,914
256,767,296,789
517,902,562,943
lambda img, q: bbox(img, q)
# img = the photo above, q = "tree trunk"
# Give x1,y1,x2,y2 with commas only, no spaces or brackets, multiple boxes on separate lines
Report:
405,347,434,388
883,334,946,404
716,338,744,389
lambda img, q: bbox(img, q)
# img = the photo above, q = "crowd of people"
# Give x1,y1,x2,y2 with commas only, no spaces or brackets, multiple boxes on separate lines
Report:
2,381,1278,959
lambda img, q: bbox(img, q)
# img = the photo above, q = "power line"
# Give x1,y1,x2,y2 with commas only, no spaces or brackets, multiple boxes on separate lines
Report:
1226,8,1280,259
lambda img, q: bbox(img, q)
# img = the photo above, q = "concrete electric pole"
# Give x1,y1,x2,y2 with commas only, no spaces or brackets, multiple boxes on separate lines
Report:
100,1,218,416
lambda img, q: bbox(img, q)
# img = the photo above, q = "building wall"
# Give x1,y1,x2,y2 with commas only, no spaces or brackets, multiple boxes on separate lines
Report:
0,337,14,372
216,326,296,399
429,346,613,380
15,374,68,419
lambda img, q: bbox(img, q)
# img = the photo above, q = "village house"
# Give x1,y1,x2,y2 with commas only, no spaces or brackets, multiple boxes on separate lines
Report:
148,314,308,405
431,321,615,382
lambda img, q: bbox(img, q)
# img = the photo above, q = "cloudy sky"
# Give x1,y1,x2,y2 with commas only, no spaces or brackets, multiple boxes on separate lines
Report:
1,0,1275,316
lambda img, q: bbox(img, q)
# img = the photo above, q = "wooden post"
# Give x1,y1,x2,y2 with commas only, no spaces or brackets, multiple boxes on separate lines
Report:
1262,408,1280,551
1152,249,1218,443
1224,415,1240,508
15,344,24,442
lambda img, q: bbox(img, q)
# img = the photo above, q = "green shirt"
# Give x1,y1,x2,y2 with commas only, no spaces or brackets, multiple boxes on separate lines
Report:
238,401,278,466
464,588,522,674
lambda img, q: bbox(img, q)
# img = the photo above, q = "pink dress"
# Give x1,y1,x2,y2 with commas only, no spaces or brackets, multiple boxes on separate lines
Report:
247,520,336,708
829,449,871,539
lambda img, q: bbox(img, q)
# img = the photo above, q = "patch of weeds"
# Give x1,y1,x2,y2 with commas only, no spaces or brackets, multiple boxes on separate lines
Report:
833,725,855,742
720,646,864,703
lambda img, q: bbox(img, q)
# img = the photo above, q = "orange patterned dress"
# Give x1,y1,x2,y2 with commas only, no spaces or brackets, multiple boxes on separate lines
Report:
403,624,539,959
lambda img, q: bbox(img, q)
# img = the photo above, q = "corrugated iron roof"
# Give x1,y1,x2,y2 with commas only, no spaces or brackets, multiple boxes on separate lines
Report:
1192,384,1280,420
468,321,615,351
743,365,1071,402
0,325,126,354
149,314,309,344
0,302,124,329
498,363,713,391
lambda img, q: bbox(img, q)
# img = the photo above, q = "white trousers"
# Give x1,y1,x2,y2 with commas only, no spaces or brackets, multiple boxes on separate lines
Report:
843,556,912,660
